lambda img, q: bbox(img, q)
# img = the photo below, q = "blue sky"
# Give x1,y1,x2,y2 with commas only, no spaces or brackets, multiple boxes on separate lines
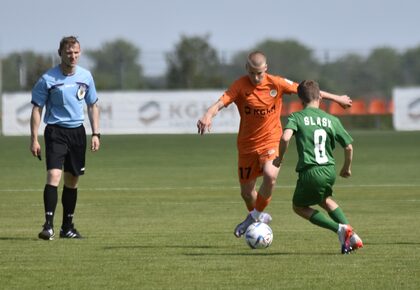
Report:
1,0,419,75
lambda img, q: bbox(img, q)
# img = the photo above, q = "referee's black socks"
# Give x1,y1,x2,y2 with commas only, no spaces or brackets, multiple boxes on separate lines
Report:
43,184,58,226
62,186,78,228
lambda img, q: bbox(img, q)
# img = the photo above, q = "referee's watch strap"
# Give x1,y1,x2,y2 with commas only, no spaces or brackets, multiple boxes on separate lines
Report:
92,133,101,139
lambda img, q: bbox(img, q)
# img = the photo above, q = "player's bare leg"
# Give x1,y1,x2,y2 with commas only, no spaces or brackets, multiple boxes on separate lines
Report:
293,204,354,254
240,179,257,210
253,161,279,223
320,198,363,250
234,180,258,238
234,164,278,238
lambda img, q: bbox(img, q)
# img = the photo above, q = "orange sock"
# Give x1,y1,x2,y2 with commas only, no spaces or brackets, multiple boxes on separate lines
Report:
255,194,272,212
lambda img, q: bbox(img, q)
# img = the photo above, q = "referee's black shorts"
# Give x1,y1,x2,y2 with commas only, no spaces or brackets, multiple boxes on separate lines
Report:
44,124,87,176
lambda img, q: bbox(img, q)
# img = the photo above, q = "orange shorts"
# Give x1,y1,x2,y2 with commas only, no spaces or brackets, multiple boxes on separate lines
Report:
237,146,279,184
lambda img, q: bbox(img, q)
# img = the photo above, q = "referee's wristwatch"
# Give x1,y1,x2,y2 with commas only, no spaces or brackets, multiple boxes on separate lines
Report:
92,133,101,139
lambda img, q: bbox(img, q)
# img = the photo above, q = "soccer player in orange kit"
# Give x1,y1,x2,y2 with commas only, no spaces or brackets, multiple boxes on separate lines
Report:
197,51,352,238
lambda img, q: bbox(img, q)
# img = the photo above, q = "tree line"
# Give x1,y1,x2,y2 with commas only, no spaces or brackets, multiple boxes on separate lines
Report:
2,35,420,100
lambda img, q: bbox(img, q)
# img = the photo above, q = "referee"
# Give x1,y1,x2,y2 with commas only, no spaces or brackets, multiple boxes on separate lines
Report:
30,36,100,240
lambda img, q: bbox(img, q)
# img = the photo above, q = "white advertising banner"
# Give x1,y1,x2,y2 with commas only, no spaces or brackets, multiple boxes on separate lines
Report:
2,91,240,135
393,87,420,131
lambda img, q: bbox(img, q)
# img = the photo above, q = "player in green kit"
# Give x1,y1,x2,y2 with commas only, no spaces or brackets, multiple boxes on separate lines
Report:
273,80,363,254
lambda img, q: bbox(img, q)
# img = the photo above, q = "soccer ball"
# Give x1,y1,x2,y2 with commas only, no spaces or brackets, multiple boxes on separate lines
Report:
245,222,273,249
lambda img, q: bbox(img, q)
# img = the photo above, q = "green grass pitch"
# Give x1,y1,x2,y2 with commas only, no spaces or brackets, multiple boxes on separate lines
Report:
0,131,419,289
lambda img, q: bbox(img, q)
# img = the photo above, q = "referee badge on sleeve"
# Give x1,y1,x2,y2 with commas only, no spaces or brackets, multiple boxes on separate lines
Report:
76,83,87,100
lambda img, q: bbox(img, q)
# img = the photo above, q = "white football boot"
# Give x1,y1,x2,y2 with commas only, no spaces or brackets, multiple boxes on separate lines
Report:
350,232,363,250
337,224,353,254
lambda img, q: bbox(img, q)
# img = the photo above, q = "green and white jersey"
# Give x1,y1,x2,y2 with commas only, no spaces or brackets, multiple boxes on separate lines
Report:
285,107,353,172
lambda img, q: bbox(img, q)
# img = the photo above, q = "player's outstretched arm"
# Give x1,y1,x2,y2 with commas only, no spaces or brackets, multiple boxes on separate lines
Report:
273,129,293,168
197,100,225,135
320,91,352,109
340,144,353,178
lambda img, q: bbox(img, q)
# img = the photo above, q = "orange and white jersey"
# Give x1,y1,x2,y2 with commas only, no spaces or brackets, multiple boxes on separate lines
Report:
220,74,298,154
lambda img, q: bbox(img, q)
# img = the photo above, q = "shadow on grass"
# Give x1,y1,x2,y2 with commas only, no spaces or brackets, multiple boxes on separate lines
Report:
102,245,339,256
103,245,219,250
0,237,38,241
0,236,87,241
365,242,420,245
183,252,337,256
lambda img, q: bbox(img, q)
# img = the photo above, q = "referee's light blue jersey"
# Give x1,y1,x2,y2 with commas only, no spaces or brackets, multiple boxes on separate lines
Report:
31,65,98,128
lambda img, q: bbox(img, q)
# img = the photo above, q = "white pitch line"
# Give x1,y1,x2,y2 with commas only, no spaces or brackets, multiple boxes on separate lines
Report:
0,183,419,192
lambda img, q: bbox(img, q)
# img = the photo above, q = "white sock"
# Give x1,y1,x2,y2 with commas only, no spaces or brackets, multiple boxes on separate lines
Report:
250,209,261,221
337,223,345,234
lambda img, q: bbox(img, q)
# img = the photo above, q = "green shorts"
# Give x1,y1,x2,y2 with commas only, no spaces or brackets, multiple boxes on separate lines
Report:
293,165,336,207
